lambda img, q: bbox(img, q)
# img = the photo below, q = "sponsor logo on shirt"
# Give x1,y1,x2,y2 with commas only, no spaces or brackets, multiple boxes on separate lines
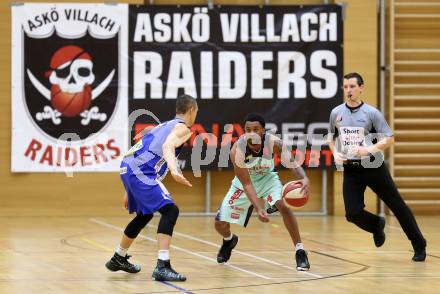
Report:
120,166,127,174
228,189,243,205
340,127,365,156
267,195,273,204
230,213,240,219
231,205,245,212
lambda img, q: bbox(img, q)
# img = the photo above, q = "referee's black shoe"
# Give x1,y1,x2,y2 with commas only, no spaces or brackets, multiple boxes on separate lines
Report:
412,239,427,262
373,217,386,247
295,249,310,271
217,234,239,263
105,253,141,273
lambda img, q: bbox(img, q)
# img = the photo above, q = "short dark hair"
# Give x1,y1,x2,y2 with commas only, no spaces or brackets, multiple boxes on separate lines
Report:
344,72,364,86
176,94,197,114
244,113,265,128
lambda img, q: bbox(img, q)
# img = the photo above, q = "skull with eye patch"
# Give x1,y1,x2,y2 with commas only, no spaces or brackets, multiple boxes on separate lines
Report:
45,45,95,117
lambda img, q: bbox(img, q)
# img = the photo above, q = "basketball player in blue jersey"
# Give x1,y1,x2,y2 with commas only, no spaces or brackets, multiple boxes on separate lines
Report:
105,94,198,282
215,113,311,271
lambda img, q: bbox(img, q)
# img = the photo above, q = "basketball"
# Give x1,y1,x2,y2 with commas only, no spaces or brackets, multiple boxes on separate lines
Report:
282,181,309,208
51,84,92,117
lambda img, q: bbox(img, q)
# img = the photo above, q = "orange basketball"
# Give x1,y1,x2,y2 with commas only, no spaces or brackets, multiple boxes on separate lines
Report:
51,85,92,117
282,181,309,208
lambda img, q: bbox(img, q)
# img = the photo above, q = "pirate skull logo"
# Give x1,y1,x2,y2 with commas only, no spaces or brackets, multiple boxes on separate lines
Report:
45,45,94,117
26,45,115,125
23,29,118,141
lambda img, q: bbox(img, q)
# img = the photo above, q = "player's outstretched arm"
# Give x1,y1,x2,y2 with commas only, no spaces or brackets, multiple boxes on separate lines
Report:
163,124,192,187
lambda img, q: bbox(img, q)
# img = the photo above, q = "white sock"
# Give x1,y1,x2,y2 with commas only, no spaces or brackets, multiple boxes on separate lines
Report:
115,245,128,257
295,243,304,252
223,233,233,241
158,250,170,261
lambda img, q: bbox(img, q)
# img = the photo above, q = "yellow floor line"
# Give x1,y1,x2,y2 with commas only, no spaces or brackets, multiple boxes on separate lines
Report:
80,237,113,252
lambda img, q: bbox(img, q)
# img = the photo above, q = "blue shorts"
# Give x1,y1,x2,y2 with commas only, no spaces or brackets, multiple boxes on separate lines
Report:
120,170,174,215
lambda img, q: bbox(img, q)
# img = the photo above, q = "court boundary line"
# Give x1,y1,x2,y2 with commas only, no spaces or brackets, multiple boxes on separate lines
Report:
180,249,369,293
137,266,368,294
159,281,194,294
310,250,370,268
143,222,323,279
89,218,378,293
426,253,440,259
89,218,273,280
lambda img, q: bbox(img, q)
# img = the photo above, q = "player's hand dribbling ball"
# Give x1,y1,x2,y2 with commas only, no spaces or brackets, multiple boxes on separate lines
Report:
282,181,309,208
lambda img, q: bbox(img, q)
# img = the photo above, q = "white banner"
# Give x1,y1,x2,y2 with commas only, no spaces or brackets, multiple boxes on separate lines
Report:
11,3,129,172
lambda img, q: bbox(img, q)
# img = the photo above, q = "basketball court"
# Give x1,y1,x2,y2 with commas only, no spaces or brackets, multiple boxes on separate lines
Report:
1,215,438,293
2,0,440,293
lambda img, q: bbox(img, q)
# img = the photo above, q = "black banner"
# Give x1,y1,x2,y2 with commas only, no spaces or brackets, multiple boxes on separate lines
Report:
128,5,343,169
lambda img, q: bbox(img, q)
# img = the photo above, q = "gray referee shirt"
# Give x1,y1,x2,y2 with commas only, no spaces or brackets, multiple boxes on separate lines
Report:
328,102,393,160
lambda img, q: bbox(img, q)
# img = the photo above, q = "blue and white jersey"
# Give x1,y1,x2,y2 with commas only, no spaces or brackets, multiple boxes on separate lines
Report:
121,118,186,184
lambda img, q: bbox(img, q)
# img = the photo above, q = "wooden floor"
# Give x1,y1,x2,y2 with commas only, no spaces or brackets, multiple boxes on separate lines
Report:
0,215,439,293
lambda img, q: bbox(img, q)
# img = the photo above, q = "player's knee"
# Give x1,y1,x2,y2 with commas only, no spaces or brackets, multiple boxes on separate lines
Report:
157,204,179,236
215,220,230,235
169,204,180,220
215,220,228,230
124,213,153,238
275,200,289,213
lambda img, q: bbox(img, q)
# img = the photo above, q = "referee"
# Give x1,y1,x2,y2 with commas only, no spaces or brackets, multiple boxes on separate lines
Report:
328,72,426,262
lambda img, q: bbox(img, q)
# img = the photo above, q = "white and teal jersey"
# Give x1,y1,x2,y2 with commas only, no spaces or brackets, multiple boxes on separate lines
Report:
217,134,283,227
231,134,277,190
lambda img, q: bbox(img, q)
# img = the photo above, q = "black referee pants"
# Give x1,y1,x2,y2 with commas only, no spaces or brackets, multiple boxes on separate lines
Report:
343,162,426,249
